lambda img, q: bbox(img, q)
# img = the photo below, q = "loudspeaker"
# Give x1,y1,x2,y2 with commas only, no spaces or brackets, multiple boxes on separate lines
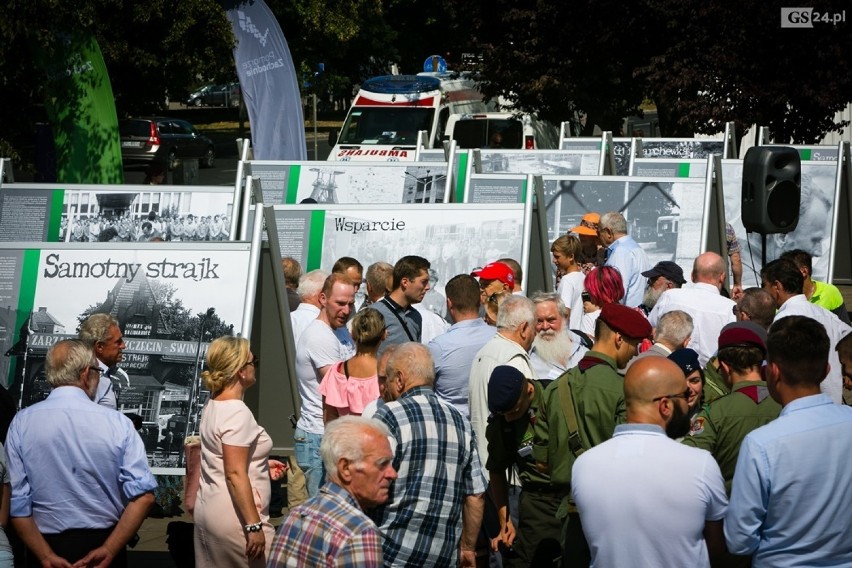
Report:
741,146,801,234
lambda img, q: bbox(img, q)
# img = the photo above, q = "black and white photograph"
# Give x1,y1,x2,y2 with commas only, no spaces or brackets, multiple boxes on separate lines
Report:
721,159,841,287
61,188,236,243
476,149,602,176
641,139,726,159
543,176,710,269
248,161,450,204
3,245,255,472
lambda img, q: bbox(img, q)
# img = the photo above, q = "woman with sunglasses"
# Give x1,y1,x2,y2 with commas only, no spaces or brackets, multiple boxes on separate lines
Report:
194,337,286,567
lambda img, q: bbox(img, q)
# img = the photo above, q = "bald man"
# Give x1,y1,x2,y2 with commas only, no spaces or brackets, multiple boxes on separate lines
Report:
648,252,736,366
572,358,727,567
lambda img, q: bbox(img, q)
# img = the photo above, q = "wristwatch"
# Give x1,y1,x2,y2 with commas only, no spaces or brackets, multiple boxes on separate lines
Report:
244,522,263,533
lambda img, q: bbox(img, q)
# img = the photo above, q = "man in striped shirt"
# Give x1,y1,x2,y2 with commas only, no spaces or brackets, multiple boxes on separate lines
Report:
371,342,487,567
268,416,396,567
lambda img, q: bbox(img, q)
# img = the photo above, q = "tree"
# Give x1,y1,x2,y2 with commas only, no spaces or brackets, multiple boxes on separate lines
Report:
636,0,852,142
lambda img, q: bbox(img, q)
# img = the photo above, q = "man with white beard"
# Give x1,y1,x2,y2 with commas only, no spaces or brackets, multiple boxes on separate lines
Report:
638,261,686,315
529,292,589,384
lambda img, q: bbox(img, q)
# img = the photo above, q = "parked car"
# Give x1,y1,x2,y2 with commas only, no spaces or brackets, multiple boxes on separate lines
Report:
119,117,216,170
185,85,214,107
186,83,240,108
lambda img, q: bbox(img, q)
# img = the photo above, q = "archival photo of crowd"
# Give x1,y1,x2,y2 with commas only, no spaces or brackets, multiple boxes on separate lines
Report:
543,176,710,270
249,161,450,204
2,244,255,472
59,188,236,243
477,149,602,176
721,159,842,287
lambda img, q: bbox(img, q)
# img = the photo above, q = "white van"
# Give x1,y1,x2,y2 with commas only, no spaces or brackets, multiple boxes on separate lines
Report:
443,112,559,150
328,58,493,161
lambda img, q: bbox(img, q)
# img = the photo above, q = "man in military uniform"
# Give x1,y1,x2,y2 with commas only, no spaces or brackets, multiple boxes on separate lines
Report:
533,303,652,566
486,365,560,567
682,321,781,493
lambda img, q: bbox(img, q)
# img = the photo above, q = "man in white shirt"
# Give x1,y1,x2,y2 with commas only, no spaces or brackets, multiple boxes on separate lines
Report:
529,292,588,383
761,258,851,404
294,273,356,497
649,252,736,366
290,269,328,346
572,357,728,567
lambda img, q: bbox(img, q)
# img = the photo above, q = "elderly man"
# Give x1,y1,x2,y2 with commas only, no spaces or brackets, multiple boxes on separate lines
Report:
372,256,431,354
469,295,537,470
725,316,852,565
638,260,686,314
648,252,736,366
472,261,516,325
486,366,561,567
761,258,851,404
7,339,156,567
529,292,588,383
78,313,127,409
625,309,693,371
683,322,781,493
534,303,652,565
598,211,650,307
295,273,357,497
429,274,497,418
290,269,329,346
268,416,396,567
361,261,393,309
572,358,728,567
371,343,486,567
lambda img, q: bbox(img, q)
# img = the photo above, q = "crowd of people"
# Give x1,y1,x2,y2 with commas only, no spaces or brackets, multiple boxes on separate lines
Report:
1,208,851,567
61,211,231,243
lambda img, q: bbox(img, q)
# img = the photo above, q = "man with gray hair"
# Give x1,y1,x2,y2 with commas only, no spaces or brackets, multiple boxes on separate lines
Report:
7,339,155,567
469,294,537,470
268,416,396,567
372,343,486,567
78,312,127,409
626,310,694,371
648,252,736,367
529,292,588,383
598,211,650,307
290,269,329,346
362,261,393,309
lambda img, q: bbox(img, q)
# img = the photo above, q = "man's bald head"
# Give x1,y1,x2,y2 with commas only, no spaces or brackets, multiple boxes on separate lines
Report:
692,252,726,289
624,357,688,429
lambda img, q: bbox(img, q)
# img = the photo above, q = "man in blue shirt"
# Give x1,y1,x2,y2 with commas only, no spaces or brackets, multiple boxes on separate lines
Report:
429,274,497,418
599,211,650,308
725,315,852,566
7,339,156,568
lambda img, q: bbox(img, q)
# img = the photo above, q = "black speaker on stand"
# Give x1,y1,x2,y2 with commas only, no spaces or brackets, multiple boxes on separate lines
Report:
741,146,801,268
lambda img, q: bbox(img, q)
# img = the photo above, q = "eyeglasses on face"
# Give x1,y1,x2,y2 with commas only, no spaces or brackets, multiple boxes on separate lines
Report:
244,357,259,368
86,366,105,376
651,388,691,403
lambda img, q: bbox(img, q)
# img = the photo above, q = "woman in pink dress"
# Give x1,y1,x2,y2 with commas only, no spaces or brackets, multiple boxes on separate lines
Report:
319,308,386,422
194,337,286,567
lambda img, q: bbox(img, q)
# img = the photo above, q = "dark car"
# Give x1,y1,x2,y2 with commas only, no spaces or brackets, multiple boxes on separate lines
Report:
119,117,216,170
186,83,240,108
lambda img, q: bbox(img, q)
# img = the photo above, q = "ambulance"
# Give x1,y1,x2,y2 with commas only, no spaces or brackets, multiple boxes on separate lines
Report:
328,55,493,161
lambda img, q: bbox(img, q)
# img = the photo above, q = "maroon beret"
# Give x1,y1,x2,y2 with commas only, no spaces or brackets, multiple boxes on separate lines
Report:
718,321,767,356
599,303,652,340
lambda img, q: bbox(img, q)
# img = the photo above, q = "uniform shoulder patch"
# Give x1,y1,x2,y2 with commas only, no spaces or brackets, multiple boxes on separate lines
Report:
689,416,705,436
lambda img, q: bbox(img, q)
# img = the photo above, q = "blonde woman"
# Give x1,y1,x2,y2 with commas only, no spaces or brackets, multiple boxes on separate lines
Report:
194,337,286,567
552,234,586,329
319,308,386,422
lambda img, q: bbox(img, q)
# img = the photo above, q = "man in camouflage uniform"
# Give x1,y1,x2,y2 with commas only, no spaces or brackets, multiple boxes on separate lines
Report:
486,366,560,566
533,303,652,566
682,321,781,493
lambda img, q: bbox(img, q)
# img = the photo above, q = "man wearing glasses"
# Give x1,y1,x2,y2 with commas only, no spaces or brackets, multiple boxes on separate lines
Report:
6,339,156,567
571,357,728,567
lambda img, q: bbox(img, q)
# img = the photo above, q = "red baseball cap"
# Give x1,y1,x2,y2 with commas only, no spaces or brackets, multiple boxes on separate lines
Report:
471,262,515,287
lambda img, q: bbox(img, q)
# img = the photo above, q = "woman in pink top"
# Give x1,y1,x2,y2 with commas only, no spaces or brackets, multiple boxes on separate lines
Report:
194,337,286,567
320,308,386,422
